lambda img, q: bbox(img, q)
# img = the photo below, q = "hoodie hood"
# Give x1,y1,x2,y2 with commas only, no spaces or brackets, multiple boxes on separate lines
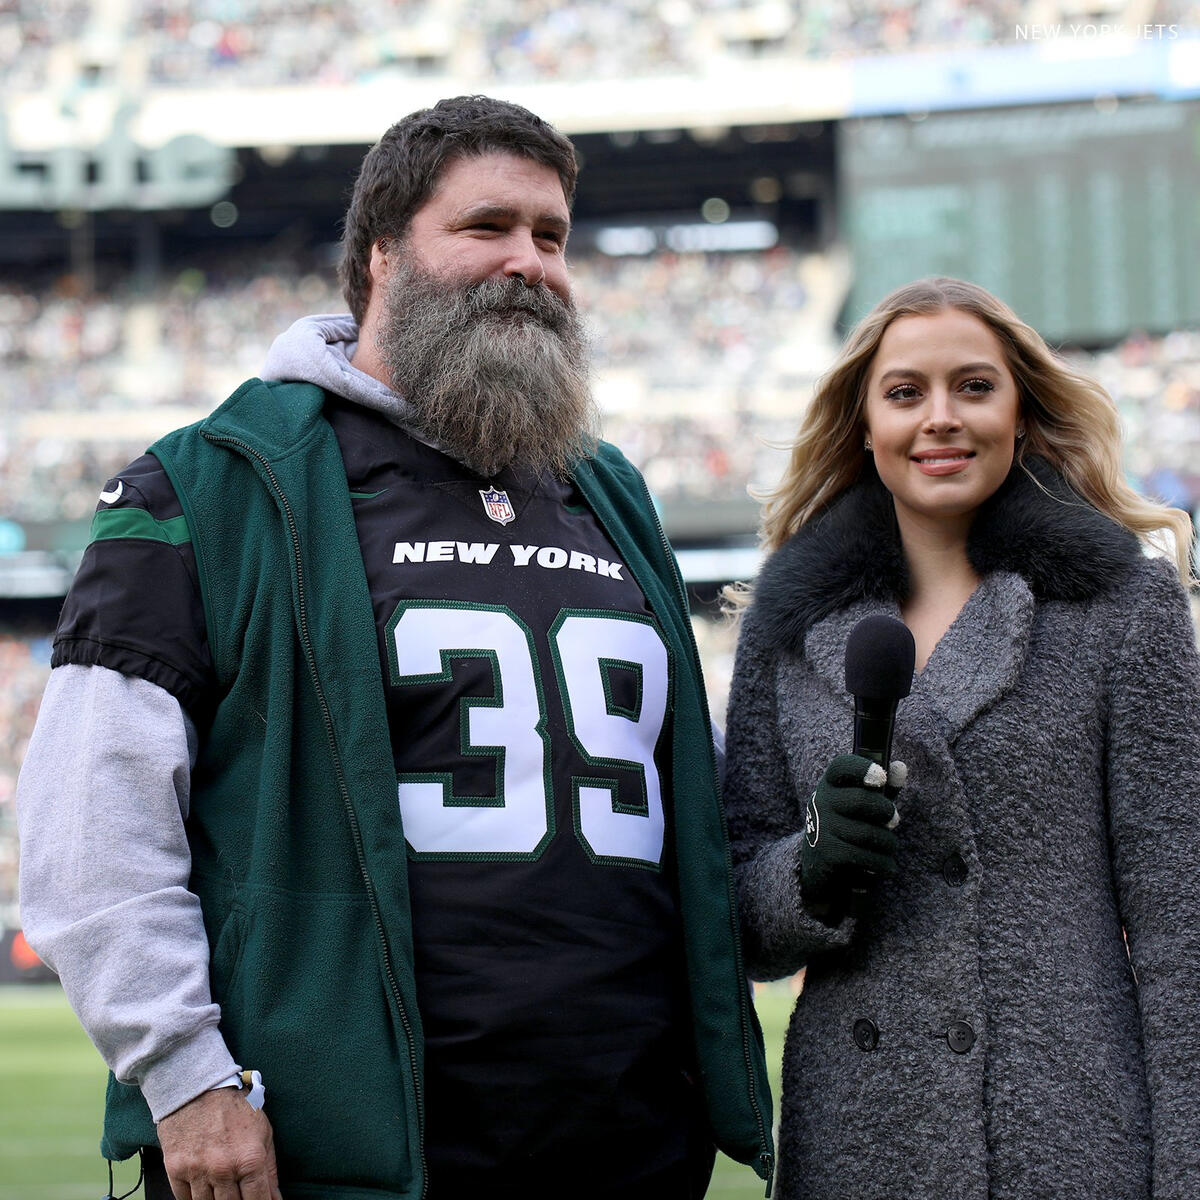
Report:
261,313,418,428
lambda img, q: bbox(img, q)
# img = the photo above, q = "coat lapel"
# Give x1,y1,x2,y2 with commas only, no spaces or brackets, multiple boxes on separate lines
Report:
803,597,901,701
912,571,1034,743
802,571,1035,751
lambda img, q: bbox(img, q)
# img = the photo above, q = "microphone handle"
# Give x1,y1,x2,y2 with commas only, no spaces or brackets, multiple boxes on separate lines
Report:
852,701,896,768
846,699,898,914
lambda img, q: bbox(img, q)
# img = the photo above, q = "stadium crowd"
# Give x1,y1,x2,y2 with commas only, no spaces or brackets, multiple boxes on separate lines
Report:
3,247,1198,522
0,626,50,928
0,0,89,91
1,245,843,524
6,0,1198,92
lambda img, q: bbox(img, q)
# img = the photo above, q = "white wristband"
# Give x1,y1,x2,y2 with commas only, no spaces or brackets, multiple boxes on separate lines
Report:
211,1069,266,1111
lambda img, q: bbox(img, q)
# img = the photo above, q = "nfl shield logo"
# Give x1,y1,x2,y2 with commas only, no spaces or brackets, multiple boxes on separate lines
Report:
479,487,516,526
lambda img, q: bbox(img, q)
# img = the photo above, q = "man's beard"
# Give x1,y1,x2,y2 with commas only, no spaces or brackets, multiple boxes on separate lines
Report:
375,259,599,479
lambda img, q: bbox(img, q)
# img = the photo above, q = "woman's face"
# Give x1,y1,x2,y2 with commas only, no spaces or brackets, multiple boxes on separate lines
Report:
863,308,1022,539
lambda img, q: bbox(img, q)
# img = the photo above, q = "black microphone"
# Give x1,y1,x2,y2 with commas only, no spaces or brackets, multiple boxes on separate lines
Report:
844,615,915,767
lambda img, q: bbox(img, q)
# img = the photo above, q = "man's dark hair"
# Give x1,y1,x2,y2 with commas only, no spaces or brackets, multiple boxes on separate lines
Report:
339,95,579,325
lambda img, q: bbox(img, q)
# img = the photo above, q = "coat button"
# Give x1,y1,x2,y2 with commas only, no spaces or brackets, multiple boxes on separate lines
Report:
947,1021,975,1054
852,1018,879,1052
942,853,968,886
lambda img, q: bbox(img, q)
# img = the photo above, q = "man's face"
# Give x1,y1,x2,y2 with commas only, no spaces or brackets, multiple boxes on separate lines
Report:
401,151,573,303
370,152,596,480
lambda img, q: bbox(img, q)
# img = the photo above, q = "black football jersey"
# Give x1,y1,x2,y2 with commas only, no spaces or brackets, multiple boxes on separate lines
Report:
56,395,700,1194
325,399,694,1191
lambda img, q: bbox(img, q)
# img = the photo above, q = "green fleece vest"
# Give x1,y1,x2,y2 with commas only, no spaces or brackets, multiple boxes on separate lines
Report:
100,379,773,1196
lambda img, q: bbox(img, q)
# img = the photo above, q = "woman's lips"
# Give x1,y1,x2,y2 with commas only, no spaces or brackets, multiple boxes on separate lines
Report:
911,449,974,476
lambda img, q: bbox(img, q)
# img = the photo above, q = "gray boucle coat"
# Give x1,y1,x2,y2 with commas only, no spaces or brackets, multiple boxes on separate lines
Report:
724,459,1200,1199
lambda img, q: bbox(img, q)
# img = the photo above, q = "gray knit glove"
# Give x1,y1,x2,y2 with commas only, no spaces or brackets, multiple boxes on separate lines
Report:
800,753,904,916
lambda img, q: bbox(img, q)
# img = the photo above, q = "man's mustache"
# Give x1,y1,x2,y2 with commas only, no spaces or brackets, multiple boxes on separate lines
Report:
459,276,573,332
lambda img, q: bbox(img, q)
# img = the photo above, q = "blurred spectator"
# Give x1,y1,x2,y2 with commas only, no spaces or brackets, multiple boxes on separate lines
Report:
1078,329,1200,519
0,0,90,91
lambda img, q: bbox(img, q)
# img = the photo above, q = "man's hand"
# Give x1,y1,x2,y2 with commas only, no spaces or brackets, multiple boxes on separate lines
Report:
798,753,903,918
157,1086,282,1200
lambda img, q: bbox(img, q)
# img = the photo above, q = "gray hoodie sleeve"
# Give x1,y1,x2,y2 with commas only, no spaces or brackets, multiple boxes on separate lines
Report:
16,663,239,1121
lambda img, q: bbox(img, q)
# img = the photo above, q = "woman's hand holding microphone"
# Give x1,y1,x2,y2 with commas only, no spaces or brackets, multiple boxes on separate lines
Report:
798,754,905,921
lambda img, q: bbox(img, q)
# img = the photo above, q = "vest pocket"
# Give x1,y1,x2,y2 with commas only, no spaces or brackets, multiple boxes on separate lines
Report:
212,886,419,1194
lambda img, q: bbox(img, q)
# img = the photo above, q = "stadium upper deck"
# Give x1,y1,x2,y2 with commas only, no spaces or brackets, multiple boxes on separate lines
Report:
2,0,1089,92
4,0,1199,129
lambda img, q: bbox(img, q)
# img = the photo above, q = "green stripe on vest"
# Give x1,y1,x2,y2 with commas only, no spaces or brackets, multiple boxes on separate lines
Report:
90,508,191,546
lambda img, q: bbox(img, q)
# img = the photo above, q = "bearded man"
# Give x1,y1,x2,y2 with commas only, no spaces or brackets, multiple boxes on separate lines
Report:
16,97,773,1200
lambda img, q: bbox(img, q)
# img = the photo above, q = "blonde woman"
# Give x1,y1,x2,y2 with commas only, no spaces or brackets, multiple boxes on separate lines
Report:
723,277,1200,1199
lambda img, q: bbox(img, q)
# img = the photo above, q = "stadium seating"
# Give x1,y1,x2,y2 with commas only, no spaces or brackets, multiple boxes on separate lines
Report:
7,0,1198,92
3,243,1197,527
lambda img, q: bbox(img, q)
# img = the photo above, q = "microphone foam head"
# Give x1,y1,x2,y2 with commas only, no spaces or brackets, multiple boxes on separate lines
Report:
845,615,916,700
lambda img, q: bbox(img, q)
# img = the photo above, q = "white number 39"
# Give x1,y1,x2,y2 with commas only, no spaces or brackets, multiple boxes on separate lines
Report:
388,602,669,870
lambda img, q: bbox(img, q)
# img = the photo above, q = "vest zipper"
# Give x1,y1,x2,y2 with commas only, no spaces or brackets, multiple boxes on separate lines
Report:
203,432,427,1197
584,463,774,1188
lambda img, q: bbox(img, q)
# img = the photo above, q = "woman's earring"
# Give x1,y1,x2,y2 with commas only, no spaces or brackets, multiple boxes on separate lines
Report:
1015,425,1026,440
864,436,873,451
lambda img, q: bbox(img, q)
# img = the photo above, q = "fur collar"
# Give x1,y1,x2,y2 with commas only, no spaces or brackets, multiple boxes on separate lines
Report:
752,456,1140,656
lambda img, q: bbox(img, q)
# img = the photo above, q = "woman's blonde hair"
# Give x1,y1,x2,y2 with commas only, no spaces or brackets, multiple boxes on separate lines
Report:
756,276,1194,584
